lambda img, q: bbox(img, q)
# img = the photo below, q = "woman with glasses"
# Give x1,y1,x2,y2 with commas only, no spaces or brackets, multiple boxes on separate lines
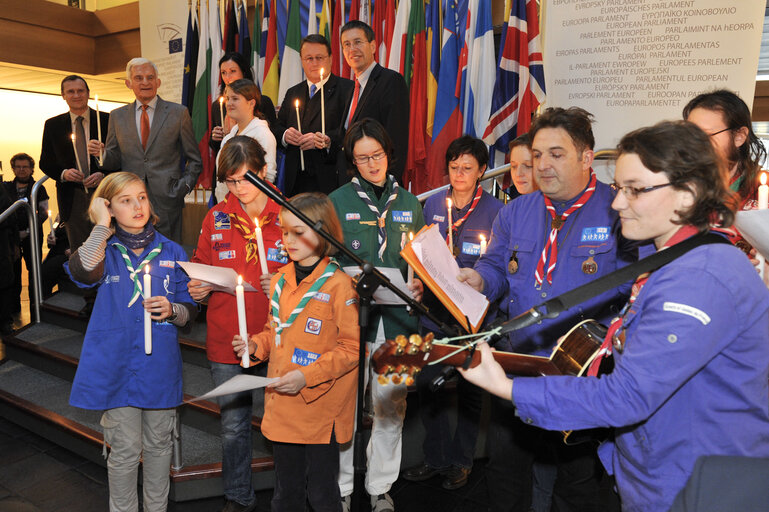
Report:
459,121,769,512
214,79,278,202
189,136,285,512
402,135,503,491
329,118,424,512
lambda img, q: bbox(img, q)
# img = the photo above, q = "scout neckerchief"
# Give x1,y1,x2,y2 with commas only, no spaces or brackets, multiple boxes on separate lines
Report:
535,172,598,287
351,175,399,260
270,258,339,346
114,242,163,306
586,225,700,377
445,184,483,248
230,209,273,265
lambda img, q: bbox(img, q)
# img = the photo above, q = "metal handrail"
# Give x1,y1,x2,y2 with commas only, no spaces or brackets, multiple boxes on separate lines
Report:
0,193,43,323
29,176,48,317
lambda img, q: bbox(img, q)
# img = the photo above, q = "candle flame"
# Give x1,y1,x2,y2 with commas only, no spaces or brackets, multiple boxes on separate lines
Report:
295,99,300,108
447,198,452,208
48,209,52,216
480,234,486,242
320,68,324,78
144,265,150,274
237,274,243,285
219,96,224,104
71,133,75,141
94,94,99,102
762,172,767,186
409,232,414,241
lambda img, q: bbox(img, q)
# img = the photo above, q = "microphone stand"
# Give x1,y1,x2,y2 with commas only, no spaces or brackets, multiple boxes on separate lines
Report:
244,171,460,511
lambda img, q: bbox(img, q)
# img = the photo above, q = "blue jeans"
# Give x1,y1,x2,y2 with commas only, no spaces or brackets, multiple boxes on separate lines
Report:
210,361,265,506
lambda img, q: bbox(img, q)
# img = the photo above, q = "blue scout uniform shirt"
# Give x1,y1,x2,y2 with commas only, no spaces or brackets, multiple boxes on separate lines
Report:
67,231,193,410
329,177,425,341
474,180,639,355
512,242,769,512
421,189,503,335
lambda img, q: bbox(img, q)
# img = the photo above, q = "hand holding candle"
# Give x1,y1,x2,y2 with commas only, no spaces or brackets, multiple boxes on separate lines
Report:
254,218,269,276
295,99,305,171
144,266,152,355
236,275,250,368
319,68,326,137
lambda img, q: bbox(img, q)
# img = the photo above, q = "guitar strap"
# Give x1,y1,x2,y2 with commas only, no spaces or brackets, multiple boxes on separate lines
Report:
498,232,731,336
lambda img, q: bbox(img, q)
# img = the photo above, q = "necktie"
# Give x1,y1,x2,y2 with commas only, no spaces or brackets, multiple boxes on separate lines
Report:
140,105,150,150
346,79,360,127
75,116,89,176
310,84,317,98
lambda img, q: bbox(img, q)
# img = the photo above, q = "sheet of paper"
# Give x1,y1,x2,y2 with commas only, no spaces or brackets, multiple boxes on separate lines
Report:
735,210,769,259
411,224,489,328
177,261,258,294
342,266,410,305
185,374,278,403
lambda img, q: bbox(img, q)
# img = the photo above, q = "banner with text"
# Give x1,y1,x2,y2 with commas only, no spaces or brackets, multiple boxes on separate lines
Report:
139,0,188,104
542,0,765,149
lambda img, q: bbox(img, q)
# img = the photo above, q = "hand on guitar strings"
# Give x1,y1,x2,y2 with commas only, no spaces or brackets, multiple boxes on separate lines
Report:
457,342,514,401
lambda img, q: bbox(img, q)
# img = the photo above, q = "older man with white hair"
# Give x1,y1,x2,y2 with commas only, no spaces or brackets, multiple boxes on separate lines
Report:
89,58,202,242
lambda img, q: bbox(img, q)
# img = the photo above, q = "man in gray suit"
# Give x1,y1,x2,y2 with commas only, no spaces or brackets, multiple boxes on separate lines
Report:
89,58,202,242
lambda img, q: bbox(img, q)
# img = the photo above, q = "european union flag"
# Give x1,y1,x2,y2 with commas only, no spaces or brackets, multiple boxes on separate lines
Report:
169,38,182,54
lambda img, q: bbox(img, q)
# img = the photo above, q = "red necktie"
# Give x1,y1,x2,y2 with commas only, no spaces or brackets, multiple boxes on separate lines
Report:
347,79,360,127
140,105,150,150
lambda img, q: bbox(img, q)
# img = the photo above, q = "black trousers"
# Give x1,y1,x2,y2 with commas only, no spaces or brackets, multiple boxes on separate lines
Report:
485,396,620,512
271,432,341,512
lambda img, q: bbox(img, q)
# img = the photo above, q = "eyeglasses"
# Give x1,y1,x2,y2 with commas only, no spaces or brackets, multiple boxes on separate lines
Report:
353,152,387,166
302,55,329,63
342,39,368,51
224,178,249,186
610,182,673,199
707,127,731,137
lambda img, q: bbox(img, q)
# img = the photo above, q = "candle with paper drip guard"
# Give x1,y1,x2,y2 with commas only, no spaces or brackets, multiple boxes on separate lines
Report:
48,210,56,244
95,94,103,165
319,68,326,136
295,99,305,171
236,275,249,368
219,96,225,128
407,232,414,284
446,198,453,249
144,265,152,355
254,218,269,275
479,234,487,256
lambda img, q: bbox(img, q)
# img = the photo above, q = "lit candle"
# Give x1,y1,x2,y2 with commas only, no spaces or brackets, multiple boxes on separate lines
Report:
480,234,487,256
295,99,305,171
254,218,269,276
407,232,414,284
446,198,453,250
144,265,152,355
758,172,768,210
219,95,225,128
319,68,326,137
95,94,103,165
236,275,249,368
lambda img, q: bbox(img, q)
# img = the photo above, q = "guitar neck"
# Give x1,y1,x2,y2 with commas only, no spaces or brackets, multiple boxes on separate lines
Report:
426,344,562,377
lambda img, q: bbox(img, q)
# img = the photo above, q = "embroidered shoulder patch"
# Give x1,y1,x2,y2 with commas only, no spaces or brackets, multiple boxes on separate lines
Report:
214,211,231,230
292,347,320,366
313,292,331,303
663,302,711,325
345,298,358,306
210,233,223,241
346,212,361,221
461,242,481,256
304,317,322,335
580,226,610,242
158,260,175,268
392,210,413,223
218,250,236,260
433,214,445,223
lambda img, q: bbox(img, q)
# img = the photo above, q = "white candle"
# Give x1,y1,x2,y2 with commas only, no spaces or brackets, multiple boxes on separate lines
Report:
480,234,487,256
758,172,768,210
446,198,453,249
71,133,87,192
236,275,249,368
407,232,414,284
295,99,305,171
254,219,269,276
219,96,225,128
95,94,103,165
144,265,152,355
319,68,326,137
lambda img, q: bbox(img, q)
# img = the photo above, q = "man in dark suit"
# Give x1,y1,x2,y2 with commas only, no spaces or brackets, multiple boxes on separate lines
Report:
338,20,409,186
40,75,111,251
89,58,202,243
273,34,353,196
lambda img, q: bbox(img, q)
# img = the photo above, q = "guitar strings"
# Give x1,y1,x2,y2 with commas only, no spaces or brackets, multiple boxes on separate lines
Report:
428,326,503,366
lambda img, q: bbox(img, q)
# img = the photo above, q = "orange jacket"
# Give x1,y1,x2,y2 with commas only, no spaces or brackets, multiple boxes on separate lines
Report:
251,257,360,444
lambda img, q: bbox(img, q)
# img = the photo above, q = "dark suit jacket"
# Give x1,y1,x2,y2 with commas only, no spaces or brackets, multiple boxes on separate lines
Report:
273,74,354,196
339,63,409,185
39,108,111,221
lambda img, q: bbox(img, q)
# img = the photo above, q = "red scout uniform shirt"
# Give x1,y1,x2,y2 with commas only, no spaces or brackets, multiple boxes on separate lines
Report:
251,258,360,444
192,193,285,363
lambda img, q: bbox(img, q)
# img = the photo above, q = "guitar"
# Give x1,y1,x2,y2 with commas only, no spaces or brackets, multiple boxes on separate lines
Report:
372,319,613,445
